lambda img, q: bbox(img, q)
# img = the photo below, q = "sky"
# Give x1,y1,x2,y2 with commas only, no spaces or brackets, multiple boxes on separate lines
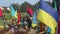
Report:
0,0,52,7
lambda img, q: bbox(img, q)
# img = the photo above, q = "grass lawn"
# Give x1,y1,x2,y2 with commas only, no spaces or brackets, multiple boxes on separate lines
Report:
0,19,4,26
0,19,4,28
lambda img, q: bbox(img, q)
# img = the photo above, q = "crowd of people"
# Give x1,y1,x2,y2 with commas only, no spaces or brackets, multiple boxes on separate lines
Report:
6,15,42,34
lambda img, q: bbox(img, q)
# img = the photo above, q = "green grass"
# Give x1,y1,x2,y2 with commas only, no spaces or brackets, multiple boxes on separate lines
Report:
0,19,4,26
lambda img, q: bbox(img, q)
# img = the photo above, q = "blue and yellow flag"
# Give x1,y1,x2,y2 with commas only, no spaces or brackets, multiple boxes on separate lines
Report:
32,13,38,28
14,10,18,19
10,5,15,16
48,0,58,33
32,13,38,24
37,0,58,34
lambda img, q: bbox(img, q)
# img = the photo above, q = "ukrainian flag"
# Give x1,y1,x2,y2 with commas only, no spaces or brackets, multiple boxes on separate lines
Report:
9,5,18,19
32,13,38,28
37,0,58,34
9,5,15,16
14,11,18,19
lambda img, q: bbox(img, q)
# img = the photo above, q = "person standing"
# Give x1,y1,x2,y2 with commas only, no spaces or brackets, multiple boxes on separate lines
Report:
26,16,32,30
10,18,15,34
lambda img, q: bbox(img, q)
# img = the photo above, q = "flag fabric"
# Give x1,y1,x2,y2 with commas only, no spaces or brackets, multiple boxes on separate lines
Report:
37,9,58,34
37,0,58,34
48,0,57,32
52,0,57,10
0,8,3,17
32,13,38,24
27,7,34,16
47,27,51,33
10,5,15,16
32,13,38,28
40,0,58,22
18,12,21,25
14,11,18,19
31,24,37,28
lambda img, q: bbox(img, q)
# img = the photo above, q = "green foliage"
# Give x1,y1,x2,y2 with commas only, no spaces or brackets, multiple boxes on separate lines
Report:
11,3,20,11
5,13,12,20
20,2,35,13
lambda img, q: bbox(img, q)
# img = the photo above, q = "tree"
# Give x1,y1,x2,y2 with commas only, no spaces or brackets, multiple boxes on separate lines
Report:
20,2,34,13
11,3,20,11
3,7,10,13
